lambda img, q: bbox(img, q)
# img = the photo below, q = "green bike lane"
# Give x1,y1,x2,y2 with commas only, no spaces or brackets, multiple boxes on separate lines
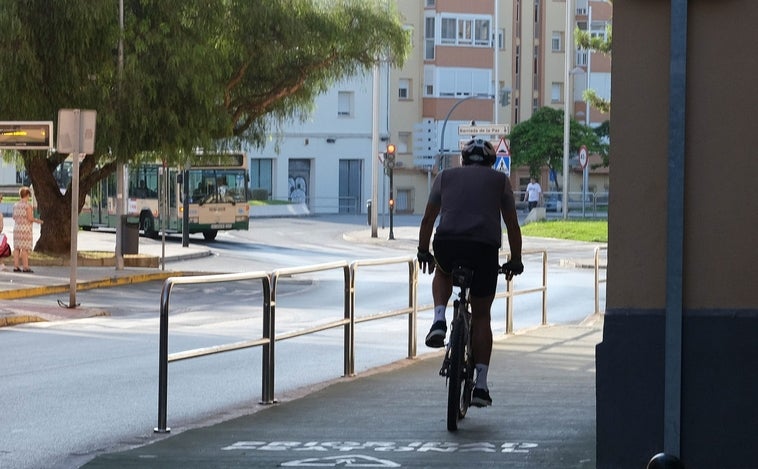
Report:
83,317,601,468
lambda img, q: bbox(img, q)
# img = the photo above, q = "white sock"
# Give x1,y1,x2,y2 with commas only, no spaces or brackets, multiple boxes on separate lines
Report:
475,364,489,390
433,305,446,323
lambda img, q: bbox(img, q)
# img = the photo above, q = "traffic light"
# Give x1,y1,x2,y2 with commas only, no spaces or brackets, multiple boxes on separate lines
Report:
385,143,396,169
388,197,395,211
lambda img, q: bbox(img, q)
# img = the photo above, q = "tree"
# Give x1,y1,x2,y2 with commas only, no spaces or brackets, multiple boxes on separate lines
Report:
0,0,409,254
508,107,601,181
574,1,612,114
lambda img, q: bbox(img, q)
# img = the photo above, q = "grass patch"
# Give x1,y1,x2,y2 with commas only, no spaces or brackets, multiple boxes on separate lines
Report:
249,199,293,206
520,220,608,243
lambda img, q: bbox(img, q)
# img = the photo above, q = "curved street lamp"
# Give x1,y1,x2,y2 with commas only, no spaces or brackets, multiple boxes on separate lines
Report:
438,95,493,171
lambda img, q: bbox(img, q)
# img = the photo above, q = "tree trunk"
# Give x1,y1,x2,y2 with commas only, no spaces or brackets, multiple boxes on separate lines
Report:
23,152,115,255
24,153,72,255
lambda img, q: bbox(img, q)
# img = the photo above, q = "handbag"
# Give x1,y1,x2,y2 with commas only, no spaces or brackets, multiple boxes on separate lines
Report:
0,233,11,258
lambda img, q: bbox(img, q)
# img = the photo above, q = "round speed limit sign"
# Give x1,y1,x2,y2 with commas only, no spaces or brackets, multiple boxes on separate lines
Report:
578,145,588,169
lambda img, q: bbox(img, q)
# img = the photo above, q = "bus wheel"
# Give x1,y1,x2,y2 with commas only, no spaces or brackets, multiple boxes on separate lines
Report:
202,230,218,241
140,212,158,239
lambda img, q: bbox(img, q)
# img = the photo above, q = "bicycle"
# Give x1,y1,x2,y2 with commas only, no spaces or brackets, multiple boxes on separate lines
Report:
439,264,476,431
439,263,515,431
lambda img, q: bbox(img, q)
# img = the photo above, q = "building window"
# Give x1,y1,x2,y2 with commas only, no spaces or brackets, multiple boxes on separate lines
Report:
591,21,609,41
457,19,472,45
425,0,435,7
515,45,520,75
398,131,412,154
551,82,563,103
337,91,353,117
436,67,491,97
441,17,456,44
552,32,562,52
438,14,491,48
396,188,414,214
403,24,414,49
424,66,434,96
497,28,505,50
424,16,435,59
474,19,490,46
398,79,412,100
576,50,588,66
250,158,273,199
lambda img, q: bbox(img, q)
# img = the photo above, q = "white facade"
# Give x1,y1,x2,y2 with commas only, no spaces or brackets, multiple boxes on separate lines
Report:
244,71,390,214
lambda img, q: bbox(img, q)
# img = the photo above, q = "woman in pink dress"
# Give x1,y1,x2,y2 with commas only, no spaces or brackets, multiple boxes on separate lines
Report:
12,186,43,273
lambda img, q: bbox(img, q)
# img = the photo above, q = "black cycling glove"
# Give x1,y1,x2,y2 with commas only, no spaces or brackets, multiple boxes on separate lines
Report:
502,258,524,280
417,249,436,274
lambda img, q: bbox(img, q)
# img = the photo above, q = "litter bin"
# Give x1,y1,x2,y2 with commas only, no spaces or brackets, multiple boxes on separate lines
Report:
366,199,372,225
120,215,139,255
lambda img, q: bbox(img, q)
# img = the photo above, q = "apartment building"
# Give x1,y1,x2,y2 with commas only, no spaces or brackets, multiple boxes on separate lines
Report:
244,0,613,215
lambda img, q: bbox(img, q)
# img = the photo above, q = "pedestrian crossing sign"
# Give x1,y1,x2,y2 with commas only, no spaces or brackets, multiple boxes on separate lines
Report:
494,155,511,174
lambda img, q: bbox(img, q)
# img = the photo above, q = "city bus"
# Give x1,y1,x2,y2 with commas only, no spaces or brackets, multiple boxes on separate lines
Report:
77,153,250,240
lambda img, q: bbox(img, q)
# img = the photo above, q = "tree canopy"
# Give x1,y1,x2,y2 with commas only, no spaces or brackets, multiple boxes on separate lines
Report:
0,0,409,254
508,107,601,180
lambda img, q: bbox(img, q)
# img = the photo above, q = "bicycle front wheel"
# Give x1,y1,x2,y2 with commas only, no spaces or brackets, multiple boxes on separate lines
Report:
447,316,466,431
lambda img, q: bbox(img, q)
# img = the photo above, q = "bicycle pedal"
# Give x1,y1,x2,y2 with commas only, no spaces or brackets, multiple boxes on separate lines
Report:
439,358,450,376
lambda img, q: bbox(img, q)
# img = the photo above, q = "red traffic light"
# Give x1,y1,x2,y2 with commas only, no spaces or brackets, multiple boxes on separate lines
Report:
386,143,396,155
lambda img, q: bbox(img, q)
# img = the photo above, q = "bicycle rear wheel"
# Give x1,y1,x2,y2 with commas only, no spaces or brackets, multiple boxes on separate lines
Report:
447,311,468,431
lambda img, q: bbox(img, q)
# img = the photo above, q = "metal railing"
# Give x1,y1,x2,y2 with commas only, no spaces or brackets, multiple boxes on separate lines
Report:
594,245,608,315
156,271,271,433
155,249,566,432
266,261,351,404
155,257,416,433
350,256,418,370
499,249,549,334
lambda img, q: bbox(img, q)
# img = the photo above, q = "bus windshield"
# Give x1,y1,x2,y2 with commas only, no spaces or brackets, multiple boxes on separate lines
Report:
186,169,247,204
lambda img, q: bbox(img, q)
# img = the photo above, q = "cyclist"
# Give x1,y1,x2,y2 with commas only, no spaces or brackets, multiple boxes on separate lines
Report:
417,138,524,407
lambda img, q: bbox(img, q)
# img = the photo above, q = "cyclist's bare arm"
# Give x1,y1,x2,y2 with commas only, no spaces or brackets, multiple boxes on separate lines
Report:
418,202,440,253
418,202,440,274
501,191,522,260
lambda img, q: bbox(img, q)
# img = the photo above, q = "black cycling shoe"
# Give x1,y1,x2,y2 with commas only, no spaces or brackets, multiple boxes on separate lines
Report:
471,388,493,407
424,320,447,348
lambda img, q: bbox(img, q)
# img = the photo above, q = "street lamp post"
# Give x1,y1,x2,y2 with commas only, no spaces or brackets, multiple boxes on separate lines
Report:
562,0,574,220
438,95,491,170
582,6,593,217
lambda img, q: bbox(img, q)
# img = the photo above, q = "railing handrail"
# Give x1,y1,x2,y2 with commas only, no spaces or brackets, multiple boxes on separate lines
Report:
498,249,549,334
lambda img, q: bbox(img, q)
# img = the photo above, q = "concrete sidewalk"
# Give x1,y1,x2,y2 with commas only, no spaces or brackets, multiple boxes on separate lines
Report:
82,316,602,468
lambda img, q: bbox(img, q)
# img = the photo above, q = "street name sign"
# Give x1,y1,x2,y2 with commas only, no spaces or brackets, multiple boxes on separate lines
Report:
458,124,510,136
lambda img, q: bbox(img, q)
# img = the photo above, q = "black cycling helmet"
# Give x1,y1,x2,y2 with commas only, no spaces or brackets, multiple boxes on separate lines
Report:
461,138,496,166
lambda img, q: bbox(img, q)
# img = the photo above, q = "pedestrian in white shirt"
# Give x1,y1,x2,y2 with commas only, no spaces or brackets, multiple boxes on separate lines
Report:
525,177,542,212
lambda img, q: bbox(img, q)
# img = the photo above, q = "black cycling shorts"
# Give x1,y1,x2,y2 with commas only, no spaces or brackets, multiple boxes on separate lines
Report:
432,239,500,297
